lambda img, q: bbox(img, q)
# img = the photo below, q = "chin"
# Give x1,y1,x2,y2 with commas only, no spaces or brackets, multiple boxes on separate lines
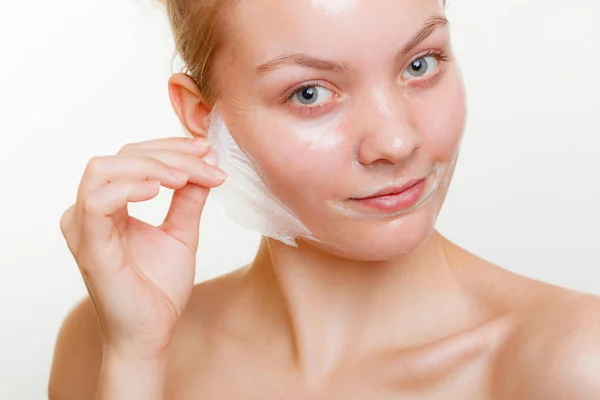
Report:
303,200,442,262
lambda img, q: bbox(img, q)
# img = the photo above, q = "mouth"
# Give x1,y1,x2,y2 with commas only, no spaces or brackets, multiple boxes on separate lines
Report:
349,178,427,214
328,162,445,219
352,178,425,200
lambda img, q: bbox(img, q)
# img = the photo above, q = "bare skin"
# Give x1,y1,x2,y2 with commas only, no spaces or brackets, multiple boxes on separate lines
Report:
49,0,600,398
50,236,600,399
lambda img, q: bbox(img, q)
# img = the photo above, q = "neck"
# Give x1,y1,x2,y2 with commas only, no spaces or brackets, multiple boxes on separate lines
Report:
245,231,476,383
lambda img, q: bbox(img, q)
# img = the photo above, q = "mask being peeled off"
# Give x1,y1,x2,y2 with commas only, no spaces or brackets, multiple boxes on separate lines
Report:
205,110,316,247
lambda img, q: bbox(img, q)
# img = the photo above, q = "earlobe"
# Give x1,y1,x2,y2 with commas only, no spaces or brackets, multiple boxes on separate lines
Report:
167,73,212,137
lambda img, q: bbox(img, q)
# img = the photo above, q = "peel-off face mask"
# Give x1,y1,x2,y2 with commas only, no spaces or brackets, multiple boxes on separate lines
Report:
193,0,466,259
205,109,448,248
206,110,316,246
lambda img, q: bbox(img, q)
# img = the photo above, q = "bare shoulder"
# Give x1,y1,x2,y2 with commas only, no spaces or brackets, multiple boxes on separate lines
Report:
180,267,248,328
48,297,103,400
494,292,600,399
170,267,249,344
48,269,246,399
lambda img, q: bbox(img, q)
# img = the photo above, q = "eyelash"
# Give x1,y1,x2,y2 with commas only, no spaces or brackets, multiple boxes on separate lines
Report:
404,49,450,87
283,49,451,115
283,80,334,116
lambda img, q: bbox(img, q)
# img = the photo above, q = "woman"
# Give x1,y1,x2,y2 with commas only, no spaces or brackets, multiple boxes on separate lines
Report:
49,0,600,398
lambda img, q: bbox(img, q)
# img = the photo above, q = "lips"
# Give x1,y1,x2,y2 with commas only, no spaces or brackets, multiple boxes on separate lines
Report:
332,163,444,218
348,178,428,214
354,179,424,200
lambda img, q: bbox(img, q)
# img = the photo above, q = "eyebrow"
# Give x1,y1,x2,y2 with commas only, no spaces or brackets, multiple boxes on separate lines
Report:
255,15,450,75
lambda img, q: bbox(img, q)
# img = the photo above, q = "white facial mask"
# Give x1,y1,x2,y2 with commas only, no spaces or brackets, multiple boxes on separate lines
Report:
205,110,449,248
206,110,316,247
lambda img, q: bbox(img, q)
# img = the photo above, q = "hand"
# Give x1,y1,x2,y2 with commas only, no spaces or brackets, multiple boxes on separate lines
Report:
60,137,227,360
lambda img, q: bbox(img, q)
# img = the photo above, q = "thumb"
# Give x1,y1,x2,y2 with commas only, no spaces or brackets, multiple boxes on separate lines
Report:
160,182,210,253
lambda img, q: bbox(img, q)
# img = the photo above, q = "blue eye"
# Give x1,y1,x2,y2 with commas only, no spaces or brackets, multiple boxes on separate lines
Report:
291,85,333,106
403,56,439,79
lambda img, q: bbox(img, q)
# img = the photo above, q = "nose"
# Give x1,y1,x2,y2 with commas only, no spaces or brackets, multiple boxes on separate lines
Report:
356,89,422,167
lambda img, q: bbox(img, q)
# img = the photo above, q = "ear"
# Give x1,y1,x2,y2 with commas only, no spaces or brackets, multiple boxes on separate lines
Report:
167,73,213,138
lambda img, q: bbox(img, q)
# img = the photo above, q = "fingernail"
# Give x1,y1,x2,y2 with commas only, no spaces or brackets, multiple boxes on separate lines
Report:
191,137,210,147
204,151,218,166
208,165,228,180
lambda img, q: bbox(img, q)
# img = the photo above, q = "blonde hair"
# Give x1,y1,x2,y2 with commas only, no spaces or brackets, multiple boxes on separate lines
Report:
158,0,233,103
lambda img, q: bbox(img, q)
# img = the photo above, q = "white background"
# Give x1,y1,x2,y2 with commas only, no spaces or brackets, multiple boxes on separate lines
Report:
1,0,599,398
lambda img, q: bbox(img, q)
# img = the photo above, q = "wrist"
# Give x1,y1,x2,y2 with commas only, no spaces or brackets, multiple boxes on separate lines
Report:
98,347,169,400
104,337,172,363
104,346,169,366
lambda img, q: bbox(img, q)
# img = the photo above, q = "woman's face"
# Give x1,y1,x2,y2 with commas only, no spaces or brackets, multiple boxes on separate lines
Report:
214,0,466,260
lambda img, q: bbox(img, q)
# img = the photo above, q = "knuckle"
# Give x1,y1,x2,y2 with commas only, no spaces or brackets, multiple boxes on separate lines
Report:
85,156,107,176
60,206,81,257
59,205,75,235
118,142,136,154
80,196,103,216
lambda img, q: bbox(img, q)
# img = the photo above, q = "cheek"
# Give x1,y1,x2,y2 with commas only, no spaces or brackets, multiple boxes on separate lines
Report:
233,116,350,203
414,78,466,159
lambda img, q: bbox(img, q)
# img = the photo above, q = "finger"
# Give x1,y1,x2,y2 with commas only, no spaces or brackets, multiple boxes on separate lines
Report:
60,204,82,255
60,204,76,238
160,183,210,253
119,137,210,157
80,152,226,195
79,180,162,253
121,149,227,188
79,155,191,195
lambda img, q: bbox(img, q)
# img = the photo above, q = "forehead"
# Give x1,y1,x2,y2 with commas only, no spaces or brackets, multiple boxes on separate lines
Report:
230,0,446,65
